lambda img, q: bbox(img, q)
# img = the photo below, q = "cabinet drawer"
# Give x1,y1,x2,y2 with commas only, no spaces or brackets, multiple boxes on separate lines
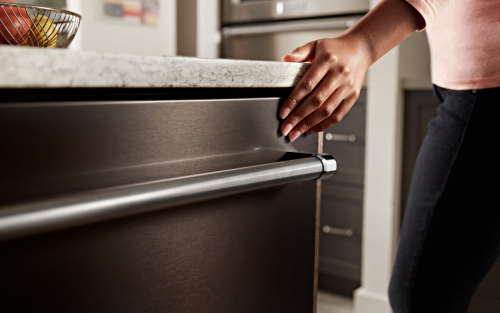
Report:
322,183,364,202
322,90,366,184
323,142,365,184
320,198,363,241
318,198,362,281
318,254,361,282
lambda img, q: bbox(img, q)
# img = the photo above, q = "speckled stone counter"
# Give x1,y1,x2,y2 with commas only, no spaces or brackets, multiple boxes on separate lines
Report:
0,46,310,89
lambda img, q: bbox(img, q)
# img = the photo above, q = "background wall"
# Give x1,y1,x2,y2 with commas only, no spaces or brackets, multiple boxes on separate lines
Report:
67,0,176,56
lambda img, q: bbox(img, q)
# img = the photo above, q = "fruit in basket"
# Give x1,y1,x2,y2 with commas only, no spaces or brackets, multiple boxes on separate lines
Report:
30,15,57,48
0,0,32,45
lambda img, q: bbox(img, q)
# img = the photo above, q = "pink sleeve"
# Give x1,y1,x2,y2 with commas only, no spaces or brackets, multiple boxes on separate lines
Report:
405,0,452,29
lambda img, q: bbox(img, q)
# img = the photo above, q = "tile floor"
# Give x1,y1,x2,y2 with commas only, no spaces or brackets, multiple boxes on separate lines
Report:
317,291,354,313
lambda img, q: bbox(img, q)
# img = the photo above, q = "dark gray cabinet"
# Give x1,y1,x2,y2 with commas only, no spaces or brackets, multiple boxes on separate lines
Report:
402,90,500,313
318,90,366,296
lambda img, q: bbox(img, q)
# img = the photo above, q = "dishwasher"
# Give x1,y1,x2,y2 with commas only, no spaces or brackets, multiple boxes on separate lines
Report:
0,87,334,313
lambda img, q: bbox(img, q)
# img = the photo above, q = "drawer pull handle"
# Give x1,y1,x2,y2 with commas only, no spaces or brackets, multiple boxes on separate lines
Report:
325,133,356,143
0,153,337,241
323,225,354,237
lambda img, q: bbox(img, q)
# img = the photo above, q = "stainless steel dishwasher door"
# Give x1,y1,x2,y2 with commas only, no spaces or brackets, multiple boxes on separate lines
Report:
0,98,320,313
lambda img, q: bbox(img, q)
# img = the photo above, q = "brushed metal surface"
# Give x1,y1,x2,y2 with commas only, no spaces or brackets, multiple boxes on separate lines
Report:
0,183,318,313
0,156,334,241
222,0,369,24
0,97,320,312
0,98,317,204
222,16,361,36
222,19,347,62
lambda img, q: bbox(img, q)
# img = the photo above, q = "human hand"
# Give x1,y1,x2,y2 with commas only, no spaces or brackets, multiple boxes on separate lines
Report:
280,35,371,142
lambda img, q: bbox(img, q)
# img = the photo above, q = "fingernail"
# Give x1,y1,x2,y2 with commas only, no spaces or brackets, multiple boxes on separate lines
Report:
289,130,302,142
282,123,293,136
306,130,317,136
280,107,291,119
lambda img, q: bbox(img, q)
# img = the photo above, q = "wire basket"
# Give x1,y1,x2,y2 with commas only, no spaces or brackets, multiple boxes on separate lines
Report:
0,2,81,49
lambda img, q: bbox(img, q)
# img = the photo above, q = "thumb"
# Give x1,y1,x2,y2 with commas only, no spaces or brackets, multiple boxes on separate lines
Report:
282,41,317,63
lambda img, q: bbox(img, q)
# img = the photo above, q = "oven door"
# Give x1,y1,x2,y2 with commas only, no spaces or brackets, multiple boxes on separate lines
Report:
222,0,369,24
222,15,362,61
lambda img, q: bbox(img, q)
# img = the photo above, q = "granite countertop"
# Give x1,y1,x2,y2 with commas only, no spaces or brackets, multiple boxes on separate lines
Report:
0,46,310,89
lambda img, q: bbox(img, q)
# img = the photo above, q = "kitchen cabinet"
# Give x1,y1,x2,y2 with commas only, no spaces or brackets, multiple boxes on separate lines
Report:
318,90,366,296
402,90,500,313
0,47,328,313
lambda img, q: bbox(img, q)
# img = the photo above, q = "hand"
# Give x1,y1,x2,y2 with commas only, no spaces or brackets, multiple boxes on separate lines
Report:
280,35,371,142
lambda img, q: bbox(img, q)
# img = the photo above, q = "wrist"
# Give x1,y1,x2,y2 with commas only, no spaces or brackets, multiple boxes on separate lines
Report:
337,32,376,68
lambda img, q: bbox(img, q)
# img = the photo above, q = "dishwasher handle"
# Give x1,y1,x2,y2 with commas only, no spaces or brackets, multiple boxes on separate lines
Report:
0,154,336,241
222,16,362,37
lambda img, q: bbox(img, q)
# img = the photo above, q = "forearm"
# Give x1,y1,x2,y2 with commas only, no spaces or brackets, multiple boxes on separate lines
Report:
278,0,426,141
343,0,425,66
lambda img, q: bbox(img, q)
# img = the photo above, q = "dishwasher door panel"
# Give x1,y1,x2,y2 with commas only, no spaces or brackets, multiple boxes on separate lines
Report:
0,97,320,313
0,98,317,203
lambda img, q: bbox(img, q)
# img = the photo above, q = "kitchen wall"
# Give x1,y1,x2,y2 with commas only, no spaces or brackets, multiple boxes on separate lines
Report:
66,0,176,56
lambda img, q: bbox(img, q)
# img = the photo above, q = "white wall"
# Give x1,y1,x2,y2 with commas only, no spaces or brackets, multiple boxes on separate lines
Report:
67,0,176,56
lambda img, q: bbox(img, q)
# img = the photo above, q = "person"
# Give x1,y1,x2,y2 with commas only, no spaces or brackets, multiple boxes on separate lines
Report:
280,0,500,312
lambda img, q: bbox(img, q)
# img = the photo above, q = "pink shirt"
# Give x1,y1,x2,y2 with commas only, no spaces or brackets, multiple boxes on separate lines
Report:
406,0,500,90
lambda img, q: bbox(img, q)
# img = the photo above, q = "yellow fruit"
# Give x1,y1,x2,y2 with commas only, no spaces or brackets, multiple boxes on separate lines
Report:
30,15,57,48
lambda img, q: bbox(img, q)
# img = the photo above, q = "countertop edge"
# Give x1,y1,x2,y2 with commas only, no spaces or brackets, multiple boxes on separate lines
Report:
0,46,311,89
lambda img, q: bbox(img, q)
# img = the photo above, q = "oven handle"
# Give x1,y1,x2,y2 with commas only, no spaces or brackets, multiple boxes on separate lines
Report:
0,154,336,241
222,16,362,37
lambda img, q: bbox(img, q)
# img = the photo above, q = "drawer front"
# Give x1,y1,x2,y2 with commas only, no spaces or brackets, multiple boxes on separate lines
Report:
323,90,366,185
322,183,364,202
319,186,363,281
323,142,365,184
320,198,363,240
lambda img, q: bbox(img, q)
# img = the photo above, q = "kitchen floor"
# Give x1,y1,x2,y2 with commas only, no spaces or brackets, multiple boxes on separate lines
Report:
317,291,354,313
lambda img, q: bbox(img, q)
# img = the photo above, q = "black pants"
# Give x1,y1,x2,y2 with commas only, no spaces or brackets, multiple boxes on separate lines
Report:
389,86,500,312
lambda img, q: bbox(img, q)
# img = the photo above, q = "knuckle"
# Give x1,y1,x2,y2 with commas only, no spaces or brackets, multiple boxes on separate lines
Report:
302,80,315,93
318,108,330,120
338,64,348,74
313,94,324,107
301,121,314,131
331,114,343,125
323,52,338,63
290,96,300,106
290,113,303,123
353,88,360,98
321,105,334,117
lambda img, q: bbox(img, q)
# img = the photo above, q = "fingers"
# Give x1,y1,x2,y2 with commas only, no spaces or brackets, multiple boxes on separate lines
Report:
279,61,329,120
287,87,351,142
282,41,317,63
280,72,340,136
305,94,358,137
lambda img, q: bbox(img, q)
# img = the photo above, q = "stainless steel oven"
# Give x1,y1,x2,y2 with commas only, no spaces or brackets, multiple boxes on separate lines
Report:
221,0,368,61
222,0,369,24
